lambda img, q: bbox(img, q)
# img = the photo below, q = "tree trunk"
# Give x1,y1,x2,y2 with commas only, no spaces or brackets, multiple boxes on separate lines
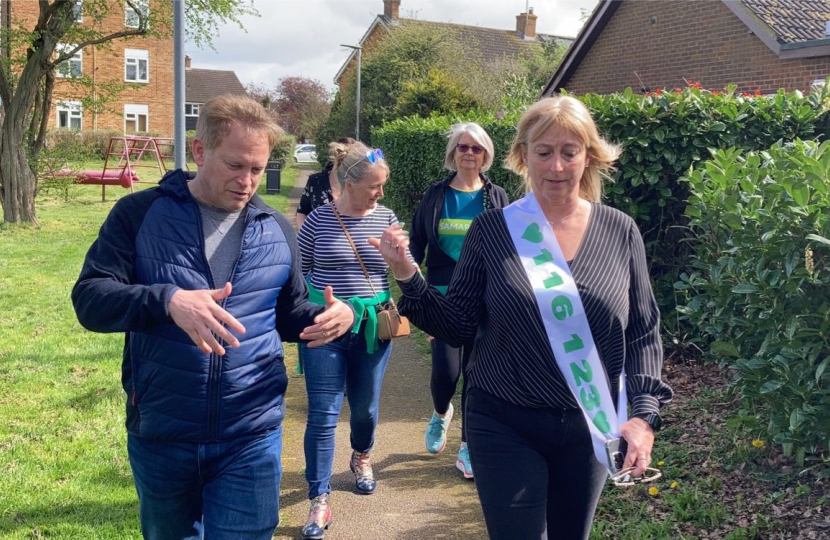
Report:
0,119,38,225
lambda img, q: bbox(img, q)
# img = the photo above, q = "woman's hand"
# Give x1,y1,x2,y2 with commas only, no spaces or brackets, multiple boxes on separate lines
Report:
620,417,655,477
368,224,417,281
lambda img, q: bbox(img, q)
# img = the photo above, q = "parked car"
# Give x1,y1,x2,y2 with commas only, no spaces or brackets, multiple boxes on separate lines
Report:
294,144,317,163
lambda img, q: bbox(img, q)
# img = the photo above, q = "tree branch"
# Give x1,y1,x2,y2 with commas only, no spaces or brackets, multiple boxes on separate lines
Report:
51,27,148,65
33,70,55,161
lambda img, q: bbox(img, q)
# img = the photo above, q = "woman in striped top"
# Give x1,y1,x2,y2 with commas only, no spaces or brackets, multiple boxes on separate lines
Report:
371,96,673,540
297,142,411,540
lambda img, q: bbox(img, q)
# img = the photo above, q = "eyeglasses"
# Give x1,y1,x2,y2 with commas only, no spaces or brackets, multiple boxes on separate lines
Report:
344,148,385,178
456,144,485,155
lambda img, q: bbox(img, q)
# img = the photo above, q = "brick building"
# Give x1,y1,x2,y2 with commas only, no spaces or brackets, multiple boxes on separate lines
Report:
184,56,246,131
3,0,174,135
334,0,573,96
543,0,830,96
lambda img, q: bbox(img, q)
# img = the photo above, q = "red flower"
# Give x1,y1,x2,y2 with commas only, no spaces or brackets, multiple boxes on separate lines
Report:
712,90,720,96
754,89,762,96
655,88,663,96
743,92,752,97
690,81,702,90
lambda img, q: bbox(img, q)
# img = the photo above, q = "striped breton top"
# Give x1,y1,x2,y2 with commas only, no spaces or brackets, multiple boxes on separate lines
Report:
299,203,409,298
398,203,673,417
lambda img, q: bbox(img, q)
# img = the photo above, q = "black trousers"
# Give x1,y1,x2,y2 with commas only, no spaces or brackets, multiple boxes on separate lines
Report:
465,387,607,540
430,338,473,442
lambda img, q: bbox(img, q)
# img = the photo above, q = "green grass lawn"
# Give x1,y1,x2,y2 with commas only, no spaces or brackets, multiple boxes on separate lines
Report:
0,165,297,539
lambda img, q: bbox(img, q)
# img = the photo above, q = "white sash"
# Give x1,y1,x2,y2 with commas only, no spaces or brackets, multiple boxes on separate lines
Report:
503,193,627,473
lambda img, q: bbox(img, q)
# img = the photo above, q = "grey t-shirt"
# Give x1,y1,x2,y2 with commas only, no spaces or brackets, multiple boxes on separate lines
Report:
196,200,246,288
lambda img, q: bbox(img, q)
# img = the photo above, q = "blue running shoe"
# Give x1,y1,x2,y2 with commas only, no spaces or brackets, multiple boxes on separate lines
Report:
424,403,453,454
456,443,474,479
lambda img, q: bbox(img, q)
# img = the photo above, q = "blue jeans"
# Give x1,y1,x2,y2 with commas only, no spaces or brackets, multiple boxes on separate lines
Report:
301,331,392,499
127,427,282,540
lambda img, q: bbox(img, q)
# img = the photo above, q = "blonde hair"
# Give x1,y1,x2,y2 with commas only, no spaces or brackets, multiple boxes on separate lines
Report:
333,142,389,188
327,137,356,166
443,122,495,172
196,94,283,151
505,96,620,203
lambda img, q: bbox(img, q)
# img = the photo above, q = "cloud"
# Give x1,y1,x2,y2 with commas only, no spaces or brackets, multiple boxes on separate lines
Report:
186,0,598,91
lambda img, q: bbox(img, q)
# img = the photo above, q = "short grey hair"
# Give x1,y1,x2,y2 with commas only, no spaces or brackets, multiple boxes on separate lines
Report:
333,142,389,188
443,122,495,172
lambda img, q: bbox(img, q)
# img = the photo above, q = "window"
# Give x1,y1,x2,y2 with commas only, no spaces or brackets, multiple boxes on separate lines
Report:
125,49,149,83
185,103,201,117
56,44,82,78
56,101,83,130
125,0,149,28
124,104,149,134
73,1,83,22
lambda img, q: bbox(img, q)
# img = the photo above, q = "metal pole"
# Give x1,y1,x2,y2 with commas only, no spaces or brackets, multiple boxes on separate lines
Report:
173,0,185,169
355,47,361,142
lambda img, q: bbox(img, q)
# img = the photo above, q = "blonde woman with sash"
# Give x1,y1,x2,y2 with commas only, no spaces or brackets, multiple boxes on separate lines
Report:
369,96,673,539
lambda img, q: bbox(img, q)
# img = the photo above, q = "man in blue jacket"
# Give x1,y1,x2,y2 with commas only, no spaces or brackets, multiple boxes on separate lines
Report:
72,95,355,540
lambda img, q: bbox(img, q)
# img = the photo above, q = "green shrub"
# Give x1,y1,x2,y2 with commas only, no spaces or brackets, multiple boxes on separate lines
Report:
271,133,295,164
679,141,830,463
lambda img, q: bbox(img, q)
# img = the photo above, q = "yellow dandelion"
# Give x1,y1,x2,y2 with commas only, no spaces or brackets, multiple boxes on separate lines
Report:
657,460,665,467
648,486,659,496
671,481,679,489
752,439,765,448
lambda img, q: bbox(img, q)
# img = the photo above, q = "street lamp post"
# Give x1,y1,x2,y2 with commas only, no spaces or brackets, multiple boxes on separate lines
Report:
173,0,185,169
341,44,362,141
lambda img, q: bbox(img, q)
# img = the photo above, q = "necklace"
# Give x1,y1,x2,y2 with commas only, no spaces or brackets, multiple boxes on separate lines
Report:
547,208,579,227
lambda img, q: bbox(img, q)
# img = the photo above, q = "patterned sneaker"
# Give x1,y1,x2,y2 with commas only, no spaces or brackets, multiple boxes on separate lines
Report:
456,443,474,479
424,403,454,454
349,450,377,494
301,493,332,540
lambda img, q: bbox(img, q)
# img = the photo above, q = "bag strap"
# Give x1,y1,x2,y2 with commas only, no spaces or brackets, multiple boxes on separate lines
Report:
330,202,393,307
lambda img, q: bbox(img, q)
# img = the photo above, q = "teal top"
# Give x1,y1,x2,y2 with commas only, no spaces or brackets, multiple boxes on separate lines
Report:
435,186,484,295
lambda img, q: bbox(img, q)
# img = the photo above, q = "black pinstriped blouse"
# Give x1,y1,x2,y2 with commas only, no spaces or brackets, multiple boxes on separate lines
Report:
398,203,673,417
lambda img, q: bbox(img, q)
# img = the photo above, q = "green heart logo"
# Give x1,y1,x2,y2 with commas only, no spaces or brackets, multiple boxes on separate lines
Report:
522,222,544,244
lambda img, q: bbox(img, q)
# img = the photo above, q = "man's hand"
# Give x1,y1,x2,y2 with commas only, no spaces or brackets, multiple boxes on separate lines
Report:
300,286,355,348
168,282,246,355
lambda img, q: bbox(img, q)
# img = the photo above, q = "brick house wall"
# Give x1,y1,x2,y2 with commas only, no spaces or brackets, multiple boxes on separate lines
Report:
564,0,830,95
336,22,389,100
9,1,174,135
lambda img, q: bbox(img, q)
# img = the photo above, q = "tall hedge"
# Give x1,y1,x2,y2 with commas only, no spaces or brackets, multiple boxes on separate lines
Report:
373,83,830,346
680,141,830,463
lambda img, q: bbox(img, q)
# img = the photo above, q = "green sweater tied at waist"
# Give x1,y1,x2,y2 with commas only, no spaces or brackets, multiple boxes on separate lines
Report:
307,284,391,354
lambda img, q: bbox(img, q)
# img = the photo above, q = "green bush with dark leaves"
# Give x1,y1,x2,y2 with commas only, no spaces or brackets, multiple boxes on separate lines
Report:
375,82,830,350
679,141,830,465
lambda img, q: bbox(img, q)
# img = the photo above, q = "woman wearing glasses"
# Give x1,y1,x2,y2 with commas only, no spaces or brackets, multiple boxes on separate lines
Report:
409,122,508,479
297,142,413,540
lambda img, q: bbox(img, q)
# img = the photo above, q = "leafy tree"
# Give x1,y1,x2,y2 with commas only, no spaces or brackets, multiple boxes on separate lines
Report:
0,0,257,224
395,68,479,118
273,76,331,142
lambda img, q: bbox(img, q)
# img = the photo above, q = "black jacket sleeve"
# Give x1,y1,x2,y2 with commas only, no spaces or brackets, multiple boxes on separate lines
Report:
491,184,510,208
71,194,179,333
409,189,431,266
272,213,327,342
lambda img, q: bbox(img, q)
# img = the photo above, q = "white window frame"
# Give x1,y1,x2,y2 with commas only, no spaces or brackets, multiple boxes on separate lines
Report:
56,44,82,78
125,0,149,29
56,100,83,130
124,49,149,83
124,104,149,134
185,102,201,117
73,1,83,22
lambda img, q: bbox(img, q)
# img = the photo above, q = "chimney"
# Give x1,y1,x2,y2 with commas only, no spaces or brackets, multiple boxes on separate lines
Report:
516,7,538,40
185,55,191,69
383,0,400,21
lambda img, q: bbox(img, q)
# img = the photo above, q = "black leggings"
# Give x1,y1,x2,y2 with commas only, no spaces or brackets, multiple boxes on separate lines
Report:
430,338,473,442
465,387,608,540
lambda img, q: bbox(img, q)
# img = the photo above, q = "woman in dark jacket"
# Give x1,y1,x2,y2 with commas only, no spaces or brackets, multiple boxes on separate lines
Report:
409,122,508,479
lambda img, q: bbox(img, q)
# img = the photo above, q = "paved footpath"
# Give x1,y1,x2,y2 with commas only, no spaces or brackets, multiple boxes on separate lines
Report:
274,168,486,540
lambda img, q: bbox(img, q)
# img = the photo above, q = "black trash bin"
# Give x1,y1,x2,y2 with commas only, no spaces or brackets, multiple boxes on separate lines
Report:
265,161,281,194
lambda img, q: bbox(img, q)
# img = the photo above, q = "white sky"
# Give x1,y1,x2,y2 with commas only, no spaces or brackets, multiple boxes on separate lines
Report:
185,0,600,93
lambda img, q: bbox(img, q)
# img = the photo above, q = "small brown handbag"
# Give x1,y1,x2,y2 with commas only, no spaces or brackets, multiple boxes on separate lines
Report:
330,203,411,340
